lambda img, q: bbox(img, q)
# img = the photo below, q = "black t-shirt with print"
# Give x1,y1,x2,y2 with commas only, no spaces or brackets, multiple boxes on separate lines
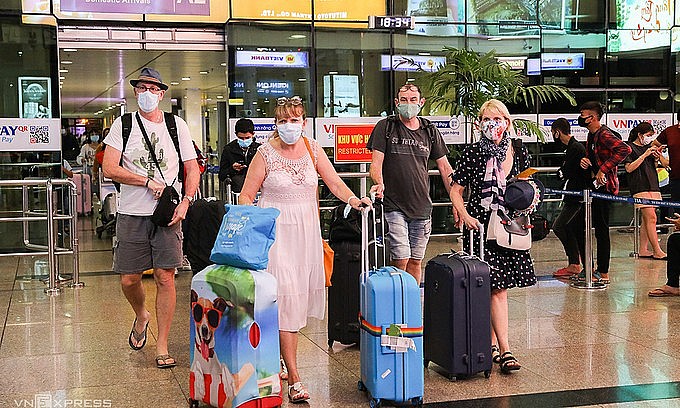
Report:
623,142,660,195
366,117,449,219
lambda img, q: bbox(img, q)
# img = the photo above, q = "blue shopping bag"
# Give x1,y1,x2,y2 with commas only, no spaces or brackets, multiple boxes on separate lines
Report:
210,205,280,270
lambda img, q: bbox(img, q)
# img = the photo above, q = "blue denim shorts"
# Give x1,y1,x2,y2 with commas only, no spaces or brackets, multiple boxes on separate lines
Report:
384,211,432,261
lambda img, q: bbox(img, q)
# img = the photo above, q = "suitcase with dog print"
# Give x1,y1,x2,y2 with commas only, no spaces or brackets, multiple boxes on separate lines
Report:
358,203,424,407
423,225,492,380
189,265,282,408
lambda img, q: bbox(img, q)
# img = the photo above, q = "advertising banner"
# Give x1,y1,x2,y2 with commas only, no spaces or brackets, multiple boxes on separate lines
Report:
334,124,374,163
235,51,309,68
18,77,51,119
59,0,210,16
609,0,672,52
427,116,467,144
0,118,61,151
538,114,598,142
380,55,446,72
231,0,384,21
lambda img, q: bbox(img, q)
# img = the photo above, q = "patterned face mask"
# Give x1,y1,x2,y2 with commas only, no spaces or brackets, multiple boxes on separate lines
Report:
481,119,507,142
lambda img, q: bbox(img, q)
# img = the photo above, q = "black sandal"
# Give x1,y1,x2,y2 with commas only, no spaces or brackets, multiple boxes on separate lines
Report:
499,351,521,374
491,345,501,364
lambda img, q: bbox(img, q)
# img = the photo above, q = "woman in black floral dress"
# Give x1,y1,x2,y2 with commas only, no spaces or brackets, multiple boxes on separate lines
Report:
450,99,536,374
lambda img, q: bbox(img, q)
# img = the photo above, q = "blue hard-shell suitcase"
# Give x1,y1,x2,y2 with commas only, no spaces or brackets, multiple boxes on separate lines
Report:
358,203,424,407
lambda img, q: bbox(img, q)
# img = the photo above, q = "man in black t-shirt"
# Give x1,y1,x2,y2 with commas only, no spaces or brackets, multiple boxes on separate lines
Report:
366,84,454,284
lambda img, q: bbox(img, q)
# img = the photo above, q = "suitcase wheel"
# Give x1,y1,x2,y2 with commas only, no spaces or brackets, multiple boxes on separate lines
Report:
357,380,366,392
328,339,334,348
369,398,381,408
188,399,199,408
484,370,491,378
410,397,423,407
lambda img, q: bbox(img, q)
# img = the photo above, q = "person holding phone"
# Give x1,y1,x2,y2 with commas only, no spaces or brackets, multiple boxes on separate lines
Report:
624,122,666,260
219,118,261,193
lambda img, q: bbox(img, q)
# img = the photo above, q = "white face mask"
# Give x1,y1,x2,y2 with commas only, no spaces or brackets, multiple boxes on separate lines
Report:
138,91,159,113
641,135,656,145
277,122,303,145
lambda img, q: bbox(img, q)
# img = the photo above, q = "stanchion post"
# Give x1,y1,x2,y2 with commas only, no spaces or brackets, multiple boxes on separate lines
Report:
45,179,60,295
572,189,606,290
631,207,640,258
69,181,84,288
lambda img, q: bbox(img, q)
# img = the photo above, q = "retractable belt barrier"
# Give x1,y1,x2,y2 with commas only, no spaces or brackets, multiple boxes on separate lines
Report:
544,187,677,291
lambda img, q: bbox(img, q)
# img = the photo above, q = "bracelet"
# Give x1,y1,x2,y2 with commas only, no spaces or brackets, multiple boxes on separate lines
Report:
144,178,150,188
347,195,359,204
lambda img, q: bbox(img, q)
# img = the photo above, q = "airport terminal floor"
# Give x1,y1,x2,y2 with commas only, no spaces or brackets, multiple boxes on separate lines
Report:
3,216,680,407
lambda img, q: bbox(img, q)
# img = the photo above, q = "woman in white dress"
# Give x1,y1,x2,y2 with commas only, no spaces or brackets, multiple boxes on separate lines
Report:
238,96,371,403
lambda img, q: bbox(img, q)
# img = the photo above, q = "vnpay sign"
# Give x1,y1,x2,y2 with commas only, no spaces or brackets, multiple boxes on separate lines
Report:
236,51,309,68
0,118,62,152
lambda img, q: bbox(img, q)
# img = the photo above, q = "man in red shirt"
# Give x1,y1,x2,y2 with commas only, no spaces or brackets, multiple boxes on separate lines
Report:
579,101,631,284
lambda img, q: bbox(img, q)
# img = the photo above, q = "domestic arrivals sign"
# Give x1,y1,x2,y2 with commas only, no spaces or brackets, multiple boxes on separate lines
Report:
334,124,374,163
59,0,210,15
0,118,61,151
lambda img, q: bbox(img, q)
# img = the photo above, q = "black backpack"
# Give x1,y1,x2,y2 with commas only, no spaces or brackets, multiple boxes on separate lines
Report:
113,112,183,191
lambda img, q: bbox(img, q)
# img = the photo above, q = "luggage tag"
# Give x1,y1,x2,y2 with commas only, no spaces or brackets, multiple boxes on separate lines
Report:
380,324,417,353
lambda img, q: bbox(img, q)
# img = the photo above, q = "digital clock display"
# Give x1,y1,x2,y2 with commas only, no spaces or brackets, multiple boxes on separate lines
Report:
369,16,414,30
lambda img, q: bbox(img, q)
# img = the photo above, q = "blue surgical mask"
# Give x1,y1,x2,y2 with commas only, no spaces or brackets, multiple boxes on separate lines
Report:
238,137,253,148
91,135,100,143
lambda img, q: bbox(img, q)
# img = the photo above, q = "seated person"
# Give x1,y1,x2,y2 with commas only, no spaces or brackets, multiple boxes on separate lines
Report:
649,213,680,297
219,118,261,193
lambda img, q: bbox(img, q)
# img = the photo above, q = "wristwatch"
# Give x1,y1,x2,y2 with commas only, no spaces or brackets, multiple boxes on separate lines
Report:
183,195,195,206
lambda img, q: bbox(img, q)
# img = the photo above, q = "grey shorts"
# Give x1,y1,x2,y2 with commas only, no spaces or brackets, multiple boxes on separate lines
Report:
384,211,432,261
114,213,183,274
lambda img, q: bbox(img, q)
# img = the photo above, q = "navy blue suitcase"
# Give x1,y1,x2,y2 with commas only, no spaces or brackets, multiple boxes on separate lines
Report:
424,226,492,380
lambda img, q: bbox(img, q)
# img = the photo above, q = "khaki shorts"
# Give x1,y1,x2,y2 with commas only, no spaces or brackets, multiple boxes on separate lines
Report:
633,191,662,209
114,214,183,274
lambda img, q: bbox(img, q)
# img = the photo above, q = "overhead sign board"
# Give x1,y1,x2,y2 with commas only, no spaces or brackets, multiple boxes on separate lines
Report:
59,0,210,15
0,118,61,151
230,81,293,97
541,53,585,70
380,55,446,72
235,51,309,68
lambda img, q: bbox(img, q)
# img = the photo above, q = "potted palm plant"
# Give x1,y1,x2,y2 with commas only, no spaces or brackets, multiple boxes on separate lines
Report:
412,47,577,142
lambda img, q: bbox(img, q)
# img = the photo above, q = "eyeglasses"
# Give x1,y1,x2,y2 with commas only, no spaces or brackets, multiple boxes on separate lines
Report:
277,96,303,106
134,85,163,94
192,302,223,328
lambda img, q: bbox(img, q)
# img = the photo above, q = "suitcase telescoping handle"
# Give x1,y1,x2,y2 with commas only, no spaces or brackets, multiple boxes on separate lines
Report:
360,197,386,283
468,222,485,261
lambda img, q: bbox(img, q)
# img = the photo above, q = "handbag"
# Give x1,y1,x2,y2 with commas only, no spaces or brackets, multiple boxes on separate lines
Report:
136,113,179,227
487,209,532,250
303,137,335,287
210,204,281,270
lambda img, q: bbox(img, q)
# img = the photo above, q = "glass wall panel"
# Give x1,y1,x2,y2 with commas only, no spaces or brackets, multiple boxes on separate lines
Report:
466,0,538,24
606,38,670,88
315,29,391,117
227,23,312,118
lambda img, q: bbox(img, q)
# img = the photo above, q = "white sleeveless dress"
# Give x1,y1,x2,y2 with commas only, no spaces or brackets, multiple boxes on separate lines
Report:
257,139,325,331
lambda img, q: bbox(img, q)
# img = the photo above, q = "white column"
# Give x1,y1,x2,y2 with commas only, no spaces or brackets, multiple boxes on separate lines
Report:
184,88,203,145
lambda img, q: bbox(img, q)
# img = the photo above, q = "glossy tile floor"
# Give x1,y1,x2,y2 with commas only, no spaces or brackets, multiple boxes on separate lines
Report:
2,217,680,407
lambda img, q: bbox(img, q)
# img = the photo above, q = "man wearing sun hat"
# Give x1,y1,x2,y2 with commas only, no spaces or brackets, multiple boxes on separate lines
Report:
102,67,200,369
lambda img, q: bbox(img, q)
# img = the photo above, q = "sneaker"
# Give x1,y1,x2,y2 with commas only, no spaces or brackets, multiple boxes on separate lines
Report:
553,267,578,278
179,256,192,272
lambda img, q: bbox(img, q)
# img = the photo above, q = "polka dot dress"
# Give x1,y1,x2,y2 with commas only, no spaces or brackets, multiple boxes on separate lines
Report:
453,141,537,290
